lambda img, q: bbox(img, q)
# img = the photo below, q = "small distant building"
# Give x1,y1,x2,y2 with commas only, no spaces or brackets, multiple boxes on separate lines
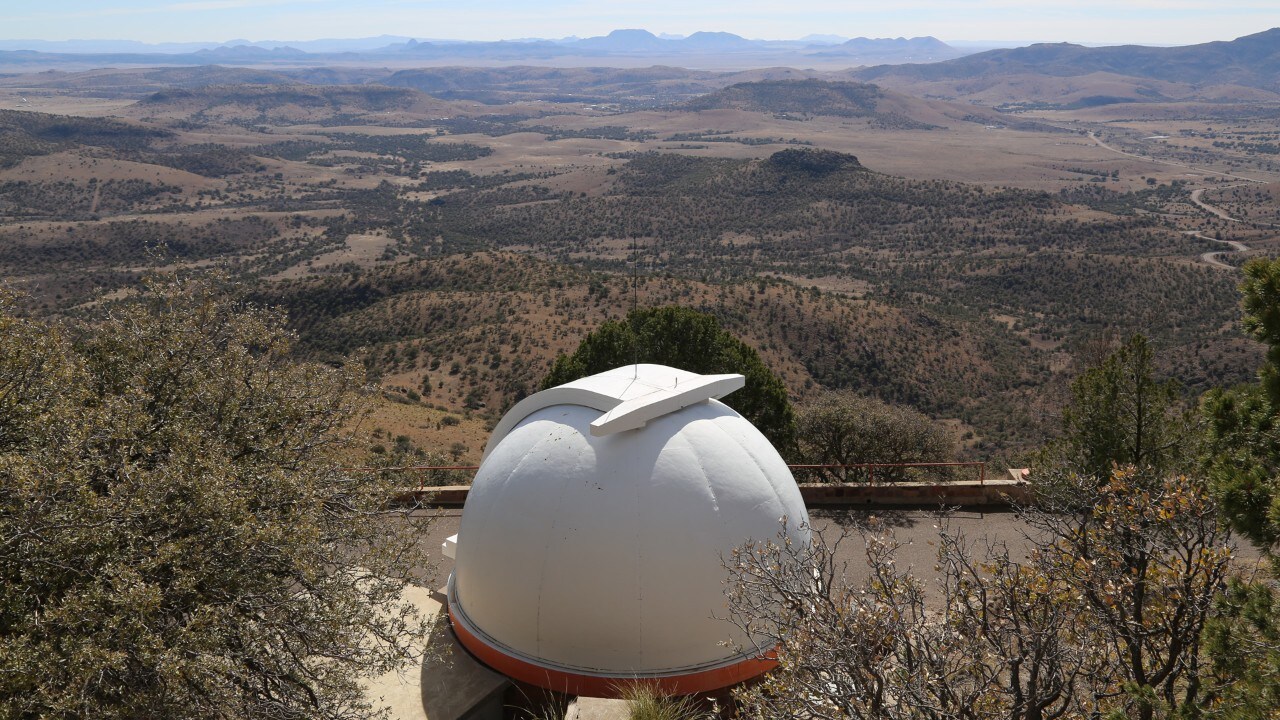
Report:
446,364,810,698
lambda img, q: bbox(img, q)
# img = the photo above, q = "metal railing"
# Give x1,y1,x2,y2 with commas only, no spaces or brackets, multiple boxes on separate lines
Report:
343,465,480,490
787,461,986,485
347,461,986,490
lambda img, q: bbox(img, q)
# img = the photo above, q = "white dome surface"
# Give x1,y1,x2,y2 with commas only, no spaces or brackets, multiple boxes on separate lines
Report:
450,365,809,684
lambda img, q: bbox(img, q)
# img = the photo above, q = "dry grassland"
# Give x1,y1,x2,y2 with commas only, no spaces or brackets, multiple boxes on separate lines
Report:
2,72,1276,459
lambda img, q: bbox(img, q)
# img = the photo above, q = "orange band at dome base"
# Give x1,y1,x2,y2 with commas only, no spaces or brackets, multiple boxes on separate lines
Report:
447,601,777,698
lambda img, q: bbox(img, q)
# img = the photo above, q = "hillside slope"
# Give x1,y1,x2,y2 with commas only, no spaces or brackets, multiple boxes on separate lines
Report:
253,252,1052,452
678,79,1023,128
855,28,1280,103
127,83,463,124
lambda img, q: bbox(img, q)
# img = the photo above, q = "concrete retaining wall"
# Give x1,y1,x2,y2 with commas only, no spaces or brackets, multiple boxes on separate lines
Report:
798,479,1032,508
395,479,1032,510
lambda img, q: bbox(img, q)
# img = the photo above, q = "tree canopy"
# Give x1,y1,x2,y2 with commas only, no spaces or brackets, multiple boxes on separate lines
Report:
795,390,952,482
0,278,430,719
1205,257,1280,552
726,467,1231,720
1240,257,1280,407
1045,334,1190,486
542,305,797,455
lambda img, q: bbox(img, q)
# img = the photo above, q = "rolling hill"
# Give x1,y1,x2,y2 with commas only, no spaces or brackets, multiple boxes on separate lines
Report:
854,28,1280,104
683,79,888,116
677,79,1023,129
127,83,464,124
0,66,299,98
251,251,1054,452
383,65,724,104
0,109,169,167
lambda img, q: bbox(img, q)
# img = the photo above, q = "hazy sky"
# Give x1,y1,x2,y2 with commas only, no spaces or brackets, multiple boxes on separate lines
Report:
5,0,1279,46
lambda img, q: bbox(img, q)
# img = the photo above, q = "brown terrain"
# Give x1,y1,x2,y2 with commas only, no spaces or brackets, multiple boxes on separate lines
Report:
1,47,1277,465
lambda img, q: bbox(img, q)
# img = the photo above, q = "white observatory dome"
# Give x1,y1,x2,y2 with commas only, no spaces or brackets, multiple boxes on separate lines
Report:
447,364,810,697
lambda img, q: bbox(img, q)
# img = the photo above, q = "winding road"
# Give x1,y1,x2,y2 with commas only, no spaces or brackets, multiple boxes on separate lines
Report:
1187,187,1254,268
1087,132,1267,185
1086,131,1272,269
1190,186,1243,221
1184,230,1249,269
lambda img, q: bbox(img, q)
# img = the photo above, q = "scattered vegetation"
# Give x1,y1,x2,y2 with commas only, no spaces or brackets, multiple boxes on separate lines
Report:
683,79,937,129
0,109,170,167
0,75,1265,459
0,277,432,718
3,65,1280,719
0,178,182,217
727,466,1232,720
795,390,953,482
620,684,708,720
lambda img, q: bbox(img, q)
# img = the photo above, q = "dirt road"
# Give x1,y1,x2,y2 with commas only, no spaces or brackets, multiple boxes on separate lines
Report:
1187,230,1249,269
1085,132,1270,269
1087,132,1267,184
1190,186,1243,221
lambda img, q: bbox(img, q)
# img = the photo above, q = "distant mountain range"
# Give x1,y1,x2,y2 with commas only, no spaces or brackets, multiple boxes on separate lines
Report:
0,29,967,68
814,36,960,61
3,28,1276,105
856,27,1280,94
0,36,419,54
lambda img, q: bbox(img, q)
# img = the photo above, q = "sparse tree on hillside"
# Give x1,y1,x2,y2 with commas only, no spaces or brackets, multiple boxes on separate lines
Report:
0,278,431,720
725,518,1096,720
1028,469,1231,720
725,466,1232,720
1205,257,1280,552
1200,257,1280,718
1044,334,1191,489
796,390,952,482
1239,257,1280,408
1202,576,1280,720
542,305,797,455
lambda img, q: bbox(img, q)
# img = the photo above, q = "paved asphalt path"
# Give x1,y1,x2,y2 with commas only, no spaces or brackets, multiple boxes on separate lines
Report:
409,507,1266,608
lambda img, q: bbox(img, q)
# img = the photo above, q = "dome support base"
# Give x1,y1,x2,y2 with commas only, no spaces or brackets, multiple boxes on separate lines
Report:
447,591,776,698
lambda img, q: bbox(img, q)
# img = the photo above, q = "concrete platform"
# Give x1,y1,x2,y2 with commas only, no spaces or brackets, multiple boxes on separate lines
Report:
566,697,629,720
362,586,509,720
797,478,1032,508
396,479,1033,510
